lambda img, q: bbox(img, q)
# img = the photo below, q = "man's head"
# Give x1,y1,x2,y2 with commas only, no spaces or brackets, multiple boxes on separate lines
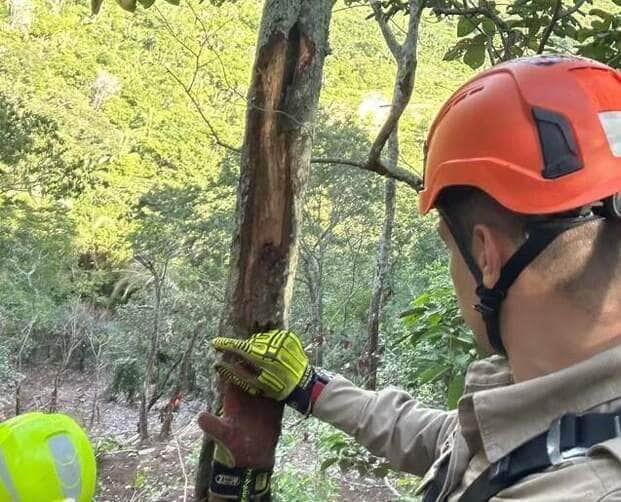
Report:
436,186,621,356
419,55,621,367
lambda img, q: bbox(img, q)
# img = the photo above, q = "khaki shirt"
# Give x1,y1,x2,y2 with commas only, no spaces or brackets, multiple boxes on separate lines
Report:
313,345,621,501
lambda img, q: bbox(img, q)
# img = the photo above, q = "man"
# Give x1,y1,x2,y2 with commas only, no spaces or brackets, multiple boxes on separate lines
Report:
201,55,621,501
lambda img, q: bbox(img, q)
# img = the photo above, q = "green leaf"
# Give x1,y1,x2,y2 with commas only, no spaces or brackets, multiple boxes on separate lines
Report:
413,293,430,306
457,16,479,37
447,375,466,410
590,8,612,21
463,42,486,69
417,365,450,385
115,0,136,11
481,19,496,35
320,458,338,471
164,0,180,5
137,0,156,7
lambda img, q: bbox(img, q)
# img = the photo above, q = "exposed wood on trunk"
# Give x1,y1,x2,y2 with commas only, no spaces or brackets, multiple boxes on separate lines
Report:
195,2,333,500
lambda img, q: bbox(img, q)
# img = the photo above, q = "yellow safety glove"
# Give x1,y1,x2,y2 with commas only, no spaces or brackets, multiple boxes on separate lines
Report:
212,330,329,415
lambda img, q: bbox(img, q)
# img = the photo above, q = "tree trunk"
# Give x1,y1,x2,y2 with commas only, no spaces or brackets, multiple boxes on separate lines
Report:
363,0,422,390
195,1,333,500
139,276,162,441
159,322,203,440
364,135,397,390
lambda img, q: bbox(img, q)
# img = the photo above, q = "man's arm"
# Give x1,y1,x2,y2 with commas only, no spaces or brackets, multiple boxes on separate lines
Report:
202,329,457,490
313,375,457,476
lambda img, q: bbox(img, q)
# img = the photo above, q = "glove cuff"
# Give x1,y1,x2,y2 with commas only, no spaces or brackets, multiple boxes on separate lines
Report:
285,366,330,415
210,461,272,501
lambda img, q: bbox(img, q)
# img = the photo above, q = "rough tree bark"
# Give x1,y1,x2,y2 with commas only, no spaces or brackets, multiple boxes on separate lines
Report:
362,0,422,389
195,1,333,500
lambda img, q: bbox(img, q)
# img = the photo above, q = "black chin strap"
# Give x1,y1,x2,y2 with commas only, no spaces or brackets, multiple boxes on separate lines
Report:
440,210,601,356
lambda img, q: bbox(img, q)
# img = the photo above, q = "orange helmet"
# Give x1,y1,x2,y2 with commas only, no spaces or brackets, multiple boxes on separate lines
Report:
420,55,621,216
420,56,621,355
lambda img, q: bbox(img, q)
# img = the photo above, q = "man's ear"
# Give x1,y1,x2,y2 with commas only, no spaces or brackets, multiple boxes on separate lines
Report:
471,224,506,288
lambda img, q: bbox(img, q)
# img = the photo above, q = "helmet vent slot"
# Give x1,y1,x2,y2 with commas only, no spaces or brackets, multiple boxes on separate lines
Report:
532,107,583,179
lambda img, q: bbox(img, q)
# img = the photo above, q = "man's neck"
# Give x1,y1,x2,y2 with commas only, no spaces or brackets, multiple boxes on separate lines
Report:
502,293,621,382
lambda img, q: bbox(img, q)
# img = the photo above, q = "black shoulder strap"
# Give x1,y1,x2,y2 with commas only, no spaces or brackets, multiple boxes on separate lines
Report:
458,412,621,502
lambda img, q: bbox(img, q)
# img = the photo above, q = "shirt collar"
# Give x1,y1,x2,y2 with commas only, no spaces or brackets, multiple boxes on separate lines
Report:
458,344,621,463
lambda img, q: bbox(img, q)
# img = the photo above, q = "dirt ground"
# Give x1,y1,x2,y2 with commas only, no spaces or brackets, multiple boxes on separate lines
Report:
1,366,406,501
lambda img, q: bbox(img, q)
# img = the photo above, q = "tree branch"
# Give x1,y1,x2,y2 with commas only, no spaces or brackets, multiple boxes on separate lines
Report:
559,0,588,18
163,66,242,154
156,6,242,154
432,1,512,59
537,0,563,54
311,158,422,191
369,0,402,59
368,0,422,167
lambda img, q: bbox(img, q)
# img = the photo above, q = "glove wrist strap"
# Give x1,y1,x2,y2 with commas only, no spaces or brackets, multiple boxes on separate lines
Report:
210,461,272,501
286,367,330,415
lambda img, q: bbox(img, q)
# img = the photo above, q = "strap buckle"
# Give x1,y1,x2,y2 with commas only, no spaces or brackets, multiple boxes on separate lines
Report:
546,416,588,465
474,286,506,317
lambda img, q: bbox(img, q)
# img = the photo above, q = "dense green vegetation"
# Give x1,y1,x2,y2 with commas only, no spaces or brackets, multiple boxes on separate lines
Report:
1,0,618,498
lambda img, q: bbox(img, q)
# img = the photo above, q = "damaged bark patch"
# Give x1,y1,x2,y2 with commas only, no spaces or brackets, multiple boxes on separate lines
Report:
232,23,319,335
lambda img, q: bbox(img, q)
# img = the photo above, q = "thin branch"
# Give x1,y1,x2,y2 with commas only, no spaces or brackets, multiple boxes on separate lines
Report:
558,0,588,18
311,158,422,192
163,66,242,153
369,0,402,59
368,0,422,166
155,6,197,58
464,0,511,58
156,5,242,153
538,0,563,54
433,1,511,58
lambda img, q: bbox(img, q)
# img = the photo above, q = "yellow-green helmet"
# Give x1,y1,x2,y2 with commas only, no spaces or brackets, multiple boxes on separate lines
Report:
0,412,96,501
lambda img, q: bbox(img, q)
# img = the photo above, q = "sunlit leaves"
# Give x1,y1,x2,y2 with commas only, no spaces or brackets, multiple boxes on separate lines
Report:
399,262,478,409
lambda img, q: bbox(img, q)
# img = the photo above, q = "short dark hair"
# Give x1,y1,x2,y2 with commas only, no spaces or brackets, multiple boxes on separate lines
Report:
436,186,527,246
436,186,621,309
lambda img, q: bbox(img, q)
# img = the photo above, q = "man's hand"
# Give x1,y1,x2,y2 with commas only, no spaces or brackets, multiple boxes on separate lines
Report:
212,330,328,415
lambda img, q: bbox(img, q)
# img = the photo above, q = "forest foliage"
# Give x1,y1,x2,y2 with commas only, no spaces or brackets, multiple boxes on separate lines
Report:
0,0,619,496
